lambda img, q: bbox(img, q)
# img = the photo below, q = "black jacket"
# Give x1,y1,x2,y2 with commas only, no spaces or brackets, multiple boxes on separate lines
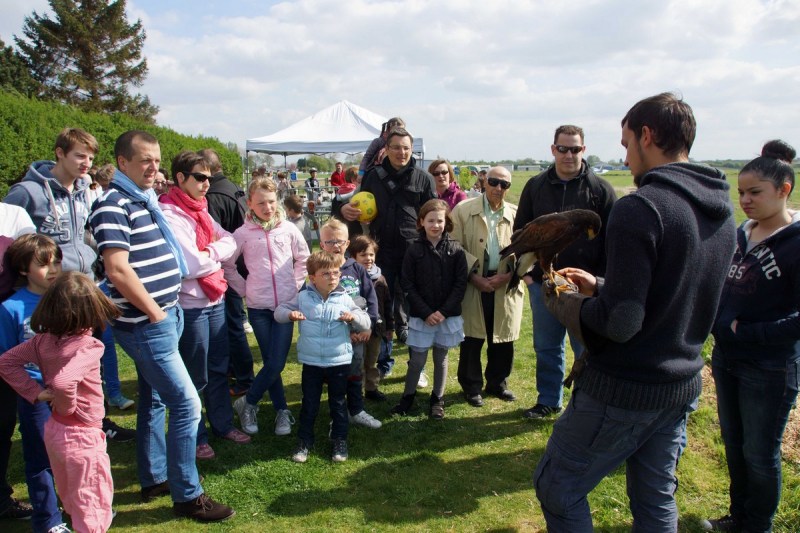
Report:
514,163,616,280
401,232,468,319
360,157,436,268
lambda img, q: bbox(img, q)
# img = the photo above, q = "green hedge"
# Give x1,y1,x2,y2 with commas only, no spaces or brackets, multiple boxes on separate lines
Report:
0,90,243,197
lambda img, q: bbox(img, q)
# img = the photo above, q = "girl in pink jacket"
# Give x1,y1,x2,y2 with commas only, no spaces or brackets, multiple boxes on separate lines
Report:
0,272,120,533
227,178,309,437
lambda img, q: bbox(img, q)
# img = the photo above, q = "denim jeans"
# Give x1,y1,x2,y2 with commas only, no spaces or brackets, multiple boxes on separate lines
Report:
298,363,349,446
528,281,583,408
245,308,293,411
377,266,400,374
712,355,799,532
180,303,235,443
225,287,254,391
112,305,203,503
17,397,62,532
99,281,123,399
534,389,694,532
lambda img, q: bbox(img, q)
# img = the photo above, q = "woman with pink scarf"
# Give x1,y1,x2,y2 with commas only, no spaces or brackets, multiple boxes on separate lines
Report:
159,150,252,461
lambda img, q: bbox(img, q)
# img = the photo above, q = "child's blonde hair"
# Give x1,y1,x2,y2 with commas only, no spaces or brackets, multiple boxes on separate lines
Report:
320,218,349,237
30,272,120,336
246,177,277,199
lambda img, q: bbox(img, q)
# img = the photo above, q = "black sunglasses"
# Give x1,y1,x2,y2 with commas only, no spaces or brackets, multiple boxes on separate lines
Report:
182,172,210,182
555,145,584,154
486,177,511,190
432,170,450,177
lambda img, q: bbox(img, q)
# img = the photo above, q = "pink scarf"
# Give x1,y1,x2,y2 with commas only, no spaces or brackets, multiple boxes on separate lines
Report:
160,187,227,302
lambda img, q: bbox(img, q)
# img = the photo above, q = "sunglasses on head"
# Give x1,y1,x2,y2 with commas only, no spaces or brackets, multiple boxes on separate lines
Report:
183,172,210,182
486,177,511,190
555,145,584,154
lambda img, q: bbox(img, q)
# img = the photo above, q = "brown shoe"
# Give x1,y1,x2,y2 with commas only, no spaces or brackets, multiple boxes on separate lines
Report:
173,493,235,522
141,481,170,503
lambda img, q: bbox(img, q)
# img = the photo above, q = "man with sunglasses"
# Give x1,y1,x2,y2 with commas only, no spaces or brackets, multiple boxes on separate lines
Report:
451,167,526,407
514,125,616,420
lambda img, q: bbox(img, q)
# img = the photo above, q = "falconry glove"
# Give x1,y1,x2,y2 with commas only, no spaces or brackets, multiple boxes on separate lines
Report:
542,277,587,349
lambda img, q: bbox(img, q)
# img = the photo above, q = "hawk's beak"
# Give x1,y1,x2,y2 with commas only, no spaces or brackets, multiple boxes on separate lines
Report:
587,228,597,240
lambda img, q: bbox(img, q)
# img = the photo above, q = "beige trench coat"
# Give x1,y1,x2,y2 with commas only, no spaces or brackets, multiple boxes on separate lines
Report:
450,196,525,342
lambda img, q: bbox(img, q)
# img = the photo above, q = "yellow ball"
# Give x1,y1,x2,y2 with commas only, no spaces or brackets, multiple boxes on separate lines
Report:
350,191,378,223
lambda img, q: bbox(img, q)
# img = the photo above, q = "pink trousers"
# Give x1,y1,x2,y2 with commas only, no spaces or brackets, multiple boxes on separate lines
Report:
44,418,113,533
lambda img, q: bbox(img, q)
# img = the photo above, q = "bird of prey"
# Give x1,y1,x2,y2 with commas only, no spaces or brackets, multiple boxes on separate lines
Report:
500,209,601,294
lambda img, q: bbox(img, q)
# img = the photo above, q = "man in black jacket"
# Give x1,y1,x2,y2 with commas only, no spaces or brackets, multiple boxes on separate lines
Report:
533,93,736,531
514,125,616,420
200,149,254,396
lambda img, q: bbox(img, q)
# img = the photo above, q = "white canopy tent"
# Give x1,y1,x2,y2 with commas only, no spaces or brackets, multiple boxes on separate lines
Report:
245,100,425,164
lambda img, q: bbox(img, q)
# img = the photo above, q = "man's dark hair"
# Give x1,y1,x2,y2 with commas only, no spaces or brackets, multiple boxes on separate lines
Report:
554,125,584,144
621,92,696,157
114,130,158,161
198,149,222,174
386,127,414,147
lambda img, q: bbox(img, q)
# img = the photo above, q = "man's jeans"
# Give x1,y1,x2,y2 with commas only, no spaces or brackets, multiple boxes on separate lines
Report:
113,305,203,503
245,308,292,411
180,303,235,443
225,287,254,392
298,363,349,447
712,355,800,532
528,281,583,408
534,389,694,532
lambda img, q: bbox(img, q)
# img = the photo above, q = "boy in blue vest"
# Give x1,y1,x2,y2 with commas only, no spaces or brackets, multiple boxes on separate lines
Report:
276,251,370,463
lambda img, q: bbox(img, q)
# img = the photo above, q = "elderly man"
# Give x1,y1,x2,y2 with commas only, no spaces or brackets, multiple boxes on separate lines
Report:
451,167,525,407
514,125,616,420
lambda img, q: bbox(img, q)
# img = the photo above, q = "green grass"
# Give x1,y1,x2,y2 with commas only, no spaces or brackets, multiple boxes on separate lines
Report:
5,168,798,532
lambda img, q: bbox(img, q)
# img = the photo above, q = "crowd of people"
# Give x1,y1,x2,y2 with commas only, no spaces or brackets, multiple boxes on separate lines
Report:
0,91,796,533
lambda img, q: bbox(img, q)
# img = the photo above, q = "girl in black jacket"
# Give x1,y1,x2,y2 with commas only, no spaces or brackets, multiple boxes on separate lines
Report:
391,200,467,419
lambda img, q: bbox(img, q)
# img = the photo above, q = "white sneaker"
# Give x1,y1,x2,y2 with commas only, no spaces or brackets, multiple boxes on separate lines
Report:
417,372,429,389
275,409,295,436
243,321,254,334
233,396,259,435
47,524,71,533
349,410,382,429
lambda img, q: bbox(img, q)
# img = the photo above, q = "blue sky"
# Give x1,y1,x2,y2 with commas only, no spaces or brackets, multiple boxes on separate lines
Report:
2,0,799,162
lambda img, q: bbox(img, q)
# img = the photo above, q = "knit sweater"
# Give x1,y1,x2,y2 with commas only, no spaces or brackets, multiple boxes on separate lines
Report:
577,162,736,410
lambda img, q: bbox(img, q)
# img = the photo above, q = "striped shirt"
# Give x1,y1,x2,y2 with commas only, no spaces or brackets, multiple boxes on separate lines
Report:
89,189,182,325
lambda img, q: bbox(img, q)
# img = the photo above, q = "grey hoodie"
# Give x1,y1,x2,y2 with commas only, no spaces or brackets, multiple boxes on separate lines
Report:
3,160,96,277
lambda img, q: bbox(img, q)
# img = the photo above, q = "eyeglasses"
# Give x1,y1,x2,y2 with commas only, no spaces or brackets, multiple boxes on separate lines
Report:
182,172,210,182
432,170,450,177
322,239,348,247
555,145,584,154
317,271,341,279
486,177,511,190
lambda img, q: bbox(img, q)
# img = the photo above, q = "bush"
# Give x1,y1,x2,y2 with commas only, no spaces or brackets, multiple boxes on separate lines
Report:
0,90,243,197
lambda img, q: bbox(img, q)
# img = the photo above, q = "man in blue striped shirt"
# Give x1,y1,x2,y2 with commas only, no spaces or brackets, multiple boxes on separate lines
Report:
89,130,234,522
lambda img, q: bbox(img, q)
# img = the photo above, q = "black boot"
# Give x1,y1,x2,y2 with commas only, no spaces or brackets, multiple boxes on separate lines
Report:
390,393,416,416
429,393,444,420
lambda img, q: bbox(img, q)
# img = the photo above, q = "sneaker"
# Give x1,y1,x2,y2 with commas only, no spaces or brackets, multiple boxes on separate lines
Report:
221,429,252,444
349,410,382,429
417,372,429,389
196,443,216,460
47,524,70,533
233,396,259,435
275,409,295,436
522,404,563,420
331,439,348,462
291,442,310,463
141,481,170,502
102,418,136,442
365,389,387,402
701,515,742,531
173,493,235,522
243,321,254,334
107,394,135,410
0,498,33,520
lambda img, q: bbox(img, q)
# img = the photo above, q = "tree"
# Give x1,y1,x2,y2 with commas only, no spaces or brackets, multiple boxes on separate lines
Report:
586,154,601,166
15,0,158,122
0,38,40,95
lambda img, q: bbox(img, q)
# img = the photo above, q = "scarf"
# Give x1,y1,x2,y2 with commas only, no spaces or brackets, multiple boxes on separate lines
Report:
248,207,283,231
160,186,227,302
366,263,382,282
110,170,188,277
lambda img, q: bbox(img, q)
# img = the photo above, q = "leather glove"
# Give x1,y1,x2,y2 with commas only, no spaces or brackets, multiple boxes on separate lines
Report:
542,278,588,348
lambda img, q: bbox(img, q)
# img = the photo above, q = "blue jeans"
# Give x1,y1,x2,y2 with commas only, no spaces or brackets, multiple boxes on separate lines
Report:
180,303,235,444
17,398,62,532
712,355,799,532
298,363,349,446
245,308,292,411
112,305,203,503
533,389,694,532
377,266,400,374
99,324,123,398
225,287,254,391
528,281,583,408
